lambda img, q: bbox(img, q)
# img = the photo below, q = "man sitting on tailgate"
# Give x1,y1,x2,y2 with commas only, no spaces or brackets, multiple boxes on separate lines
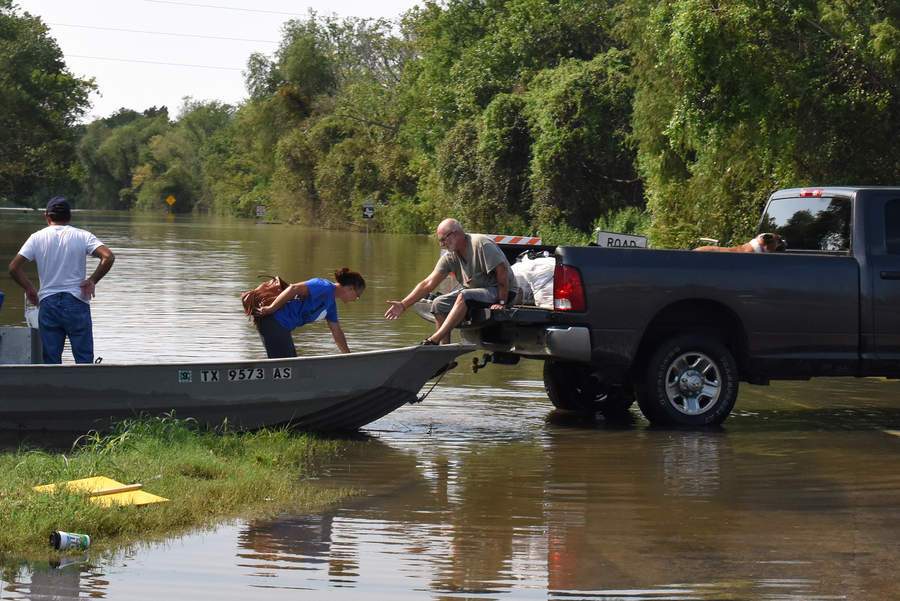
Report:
384,219,515,344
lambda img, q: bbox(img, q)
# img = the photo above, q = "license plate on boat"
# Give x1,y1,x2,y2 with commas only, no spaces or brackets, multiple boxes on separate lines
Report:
227,367,265,381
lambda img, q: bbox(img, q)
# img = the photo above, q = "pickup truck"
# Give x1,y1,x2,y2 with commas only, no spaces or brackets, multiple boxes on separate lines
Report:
421,187,900,426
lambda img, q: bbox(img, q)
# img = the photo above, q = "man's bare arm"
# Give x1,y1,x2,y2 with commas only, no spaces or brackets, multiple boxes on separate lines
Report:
493,262,510,305
384,267,448,319
89,246,115,284
8,255,38,305
80,245,116,299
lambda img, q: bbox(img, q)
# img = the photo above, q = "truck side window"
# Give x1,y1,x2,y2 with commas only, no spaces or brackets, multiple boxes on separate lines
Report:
886,199,900,255
759,197,850,252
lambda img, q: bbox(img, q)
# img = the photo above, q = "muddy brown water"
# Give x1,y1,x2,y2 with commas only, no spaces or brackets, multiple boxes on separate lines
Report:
1,211,899,600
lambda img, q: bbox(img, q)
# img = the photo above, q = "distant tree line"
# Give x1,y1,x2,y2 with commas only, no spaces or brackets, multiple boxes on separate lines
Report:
0,0,93,207
3,1,898,246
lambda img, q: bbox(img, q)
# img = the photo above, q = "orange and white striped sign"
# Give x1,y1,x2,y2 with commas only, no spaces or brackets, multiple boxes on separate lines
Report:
484,234,542,245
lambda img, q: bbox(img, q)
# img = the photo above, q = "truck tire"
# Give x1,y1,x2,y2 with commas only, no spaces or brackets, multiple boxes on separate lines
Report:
543,361,634,415
636,334,738,426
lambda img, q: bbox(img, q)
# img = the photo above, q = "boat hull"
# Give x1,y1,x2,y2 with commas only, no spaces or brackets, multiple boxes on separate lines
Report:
0,344,472,432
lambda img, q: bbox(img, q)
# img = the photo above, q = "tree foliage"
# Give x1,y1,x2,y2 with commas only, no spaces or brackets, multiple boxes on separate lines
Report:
132,100,234,213
0,0,94,205
76,107,170,210
526,51,640,231
626,0,900,247
413,0,639,236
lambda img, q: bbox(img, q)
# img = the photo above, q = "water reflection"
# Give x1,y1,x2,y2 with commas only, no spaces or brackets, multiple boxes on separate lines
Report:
223,411,900,600
3,558,106,601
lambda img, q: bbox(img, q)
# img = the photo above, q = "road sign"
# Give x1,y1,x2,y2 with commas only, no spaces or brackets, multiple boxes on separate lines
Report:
594,230,648,248
165,195,176,207
255,205,266,217
362,203,375,219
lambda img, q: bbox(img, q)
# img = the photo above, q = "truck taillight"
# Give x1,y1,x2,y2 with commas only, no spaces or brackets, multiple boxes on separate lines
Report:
553,264,586,311
799,188,824,197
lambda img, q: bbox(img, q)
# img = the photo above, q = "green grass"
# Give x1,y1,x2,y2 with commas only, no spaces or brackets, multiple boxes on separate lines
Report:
0,415,358,560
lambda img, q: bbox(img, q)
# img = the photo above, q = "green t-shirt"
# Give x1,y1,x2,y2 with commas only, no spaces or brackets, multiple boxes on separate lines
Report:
435,234,516,292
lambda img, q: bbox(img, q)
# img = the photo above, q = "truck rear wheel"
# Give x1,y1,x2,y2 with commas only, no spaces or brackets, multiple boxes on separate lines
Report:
636,334,738,426
543,361,634,416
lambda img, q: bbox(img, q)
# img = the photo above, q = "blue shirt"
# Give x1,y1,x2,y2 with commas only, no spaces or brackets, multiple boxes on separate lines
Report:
273,278,339,330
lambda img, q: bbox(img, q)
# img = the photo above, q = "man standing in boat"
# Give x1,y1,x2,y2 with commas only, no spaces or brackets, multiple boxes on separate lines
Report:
384,218,515,345
8,196,115,364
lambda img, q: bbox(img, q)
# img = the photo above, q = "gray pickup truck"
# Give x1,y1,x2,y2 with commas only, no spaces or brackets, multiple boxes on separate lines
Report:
433,186,900,426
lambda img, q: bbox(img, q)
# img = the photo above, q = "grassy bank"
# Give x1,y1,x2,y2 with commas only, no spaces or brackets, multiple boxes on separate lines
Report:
0,416,357,560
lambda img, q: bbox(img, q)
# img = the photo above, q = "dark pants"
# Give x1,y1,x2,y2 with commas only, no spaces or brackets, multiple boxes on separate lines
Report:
39,292,94,364
256,315,297,359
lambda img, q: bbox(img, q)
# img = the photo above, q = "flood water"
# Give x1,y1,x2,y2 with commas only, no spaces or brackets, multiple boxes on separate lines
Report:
2,210,900,600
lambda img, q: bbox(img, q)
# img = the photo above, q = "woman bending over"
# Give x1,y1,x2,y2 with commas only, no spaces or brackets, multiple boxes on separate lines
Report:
254,268,365,358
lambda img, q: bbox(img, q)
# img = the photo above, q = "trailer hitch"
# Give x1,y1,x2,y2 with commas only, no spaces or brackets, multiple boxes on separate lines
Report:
471,354,490,373
471,352,520,373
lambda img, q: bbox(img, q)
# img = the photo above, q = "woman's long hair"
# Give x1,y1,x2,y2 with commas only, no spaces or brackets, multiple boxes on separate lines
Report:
334,267,365,292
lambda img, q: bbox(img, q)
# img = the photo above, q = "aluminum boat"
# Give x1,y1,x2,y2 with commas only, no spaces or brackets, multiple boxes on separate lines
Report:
0,344,473,432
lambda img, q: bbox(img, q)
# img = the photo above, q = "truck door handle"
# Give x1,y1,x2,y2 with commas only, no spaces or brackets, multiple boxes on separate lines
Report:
881,271,900,280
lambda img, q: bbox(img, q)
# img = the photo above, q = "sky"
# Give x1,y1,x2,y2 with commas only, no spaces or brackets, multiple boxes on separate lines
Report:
15,0,422,121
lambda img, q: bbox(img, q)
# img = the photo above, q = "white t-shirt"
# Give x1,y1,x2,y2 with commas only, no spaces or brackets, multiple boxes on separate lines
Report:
18,225,104,303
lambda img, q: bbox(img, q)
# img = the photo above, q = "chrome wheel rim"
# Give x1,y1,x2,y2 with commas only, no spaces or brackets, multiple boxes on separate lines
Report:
664,351,722,416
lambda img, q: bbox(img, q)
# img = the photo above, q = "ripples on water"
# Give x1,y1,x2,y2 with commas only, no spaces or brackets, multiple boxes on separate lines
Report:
2,212,900,600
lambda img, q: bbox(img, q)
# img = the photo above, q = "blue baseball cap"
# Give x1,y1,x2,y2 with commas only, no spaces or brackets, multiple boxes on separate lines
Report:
46,196,71,214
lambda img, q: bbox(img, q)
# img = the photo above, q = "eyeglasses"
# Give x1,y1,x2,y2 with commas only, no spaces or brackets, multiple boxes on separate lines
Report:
438,231,456,244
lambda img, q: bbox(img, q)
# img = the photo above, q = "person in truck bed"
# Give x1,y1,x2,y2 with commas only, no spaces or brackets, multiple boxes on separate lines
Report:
384,218,516,345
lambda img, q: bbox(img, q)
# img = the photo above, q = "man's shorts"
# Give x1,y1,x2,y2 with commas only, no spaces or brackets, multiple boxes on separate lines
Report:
430,287,498,316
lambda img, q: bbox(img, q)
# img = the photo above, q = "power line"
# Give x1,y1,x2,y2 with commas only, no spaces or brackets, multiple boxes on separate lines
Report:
50,23,278,44
69,54,243,71
143,0,305,17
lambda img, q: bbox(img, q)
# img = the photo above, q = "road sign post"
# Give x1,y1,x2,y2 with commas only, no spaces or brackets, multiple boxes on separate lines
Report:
362,202,375,234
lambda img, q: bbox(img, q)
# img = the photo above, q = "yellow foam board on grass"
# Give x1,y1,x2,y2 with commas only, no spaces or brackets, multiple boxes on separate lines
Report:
33,476,168,506
89,489,168,507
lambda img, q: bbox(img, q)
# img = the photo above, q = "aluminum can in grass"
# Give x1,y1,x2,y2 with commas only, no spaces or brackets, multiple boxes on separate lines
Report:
50,531,91,551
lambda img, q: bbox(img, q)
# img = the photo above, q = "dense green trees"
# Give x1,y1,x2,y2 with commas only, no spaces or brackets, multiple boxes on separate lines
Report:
628,0,900,246
0,1,93,206
7,1,898,246
133,101,234,213
407,0,641,239
76,107,171,210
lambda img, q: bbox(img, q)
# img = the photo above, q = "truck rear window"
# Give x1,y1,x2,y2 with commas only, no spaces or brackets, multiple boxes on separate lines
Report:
759,197,851,252
887,199,900,255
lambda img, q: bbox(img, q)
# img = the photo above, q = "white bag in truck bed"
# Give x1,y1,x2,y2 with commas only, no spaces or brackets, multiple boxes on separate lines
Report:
512,256,555,309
